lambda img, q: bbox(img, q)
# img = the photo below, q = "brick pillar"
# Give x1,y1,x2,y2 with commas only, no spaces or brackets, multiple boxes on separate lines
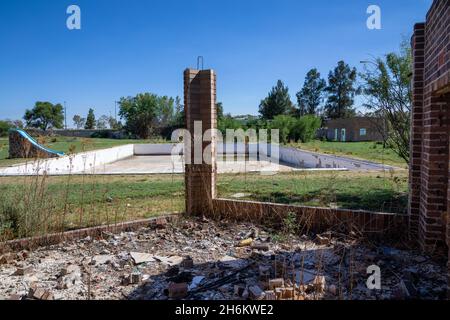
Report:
418,94,449,250
409,23,425,236
447,96,450,299
184,69,217,216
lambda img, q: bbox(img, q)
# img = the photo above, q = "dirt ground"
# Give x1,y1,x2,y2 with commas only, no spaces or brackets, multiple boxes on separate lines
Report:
0,216,447,300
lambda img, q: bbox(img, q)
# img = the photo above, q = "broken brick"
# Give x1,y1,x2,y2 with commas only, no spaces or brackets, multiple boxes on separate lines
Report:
269,278,284,290
168,282,188,299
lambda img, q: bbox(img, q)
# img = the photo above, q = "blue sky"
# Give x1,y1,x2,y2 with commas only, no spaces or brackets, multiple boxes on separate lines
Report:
0,0,432,125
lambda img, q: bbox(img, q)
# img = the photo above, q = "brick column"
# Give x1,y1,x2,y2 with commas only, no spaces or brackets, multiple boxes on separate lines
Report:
184,69,217,216
409,23,425,236
447,96,450,299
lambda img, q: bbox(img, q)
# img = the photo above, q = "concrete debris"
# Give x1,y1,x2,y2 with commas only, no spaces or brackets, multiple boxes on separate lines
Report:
248,285,264,300
188,276,205,290
0,218,446,300
28,284,54,300
0,253,16,265
130,252,156,265
91,254,114,265
13,265,33,276
269,278,284,290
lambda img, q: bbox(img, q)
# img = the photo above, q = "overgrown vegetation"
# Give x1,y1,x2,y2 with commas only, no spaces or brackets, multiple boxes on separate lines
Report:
0,170,408,241
360,40,412,163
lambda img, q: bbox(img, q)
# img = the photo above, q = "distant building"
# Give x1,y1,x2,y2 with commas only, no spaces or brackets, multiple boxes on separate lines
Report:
319,117,386,142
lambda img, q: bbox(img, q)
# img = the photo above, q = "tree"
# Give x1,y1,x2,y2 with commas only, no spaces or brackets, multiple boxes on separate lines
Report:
172,96,185,127
324,61,359,119
259,80,294,120
155,96,175,128
271,115,297,144
295,115,322,143
23,102,64,131
85,109,96,129
73,115,86,129
296,69,327,116
360,40,412,163
0,121,12,137
216,102,224,121
108,116,121,130
119,93,167,139
96,115,110,130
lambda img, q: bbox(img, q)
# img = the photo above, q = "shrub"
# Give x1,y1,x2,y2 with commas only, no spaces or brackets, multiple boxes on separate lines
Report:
0,120,12,137
295,115,322,143
271,115,297,144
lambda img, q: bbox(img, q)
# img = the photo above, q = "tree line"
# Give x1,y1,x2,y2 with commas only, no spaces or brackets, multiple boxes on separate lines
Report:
259,60,359,121
0,40,411,162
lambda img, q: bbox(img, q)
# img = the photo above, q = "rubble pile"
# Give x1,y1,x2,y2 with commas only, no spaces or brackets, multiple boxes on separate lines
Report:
0,217,447,300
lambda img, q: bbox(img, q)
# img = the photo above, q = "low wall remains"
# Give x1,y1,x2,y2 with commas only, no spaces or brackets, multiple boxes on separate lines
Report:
212,198,407,238
0,144,134,176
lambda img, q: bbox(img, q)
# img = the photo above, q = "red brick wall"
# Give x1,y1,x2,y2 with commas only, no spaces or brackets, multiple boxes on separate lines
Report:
410,0,449,251
184,69,217,216
212,198,407,238
410,23,425,235
410,0,449,299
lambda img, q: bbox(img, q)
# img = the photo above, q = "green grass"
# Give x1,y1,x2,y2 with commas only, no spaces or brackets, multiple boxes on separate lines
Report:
0,136,167,167
218,171,408,214
290,140,408,168
0,171,408,240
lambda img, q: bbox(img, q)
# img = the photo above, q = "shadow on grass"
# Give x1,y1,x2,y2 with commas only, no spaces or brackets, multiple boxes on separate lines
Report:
241,188,408,214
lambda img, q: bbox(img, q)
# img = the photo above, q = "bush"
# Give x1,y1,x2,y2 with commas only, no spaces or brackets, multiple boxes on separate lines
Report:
271,115,297,144
91,130,111,139
0,120,12,137
295,115,322,143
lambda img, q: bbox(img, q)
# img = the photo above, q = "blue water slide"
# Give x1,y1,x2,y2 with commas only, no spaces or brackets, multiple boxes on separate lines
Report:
11,129,65,157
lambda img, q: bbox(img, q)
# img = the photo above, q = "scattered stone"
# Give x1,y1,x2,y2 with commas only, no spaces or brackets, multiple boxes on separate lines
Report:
313,276,326,293
219,255,246,269
282,287,295,299
165,266,180,277
248,285,265,300
92,255,113,265
0,253,15,265
9,294,23,300
168,282,188,299
0,218,445,301
154,255,183,266
60,264,81,276
269,278,284,290
264,290,276,300
328,284,337,295
188,276,205,290
28,285,53,300
13,265,33,276
259,266,271,280
251,243,270,251
234,284,246,297
181,256,194,269
155,217,168,229
315,235,330,246
130,271,143,285
130,252,155,265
